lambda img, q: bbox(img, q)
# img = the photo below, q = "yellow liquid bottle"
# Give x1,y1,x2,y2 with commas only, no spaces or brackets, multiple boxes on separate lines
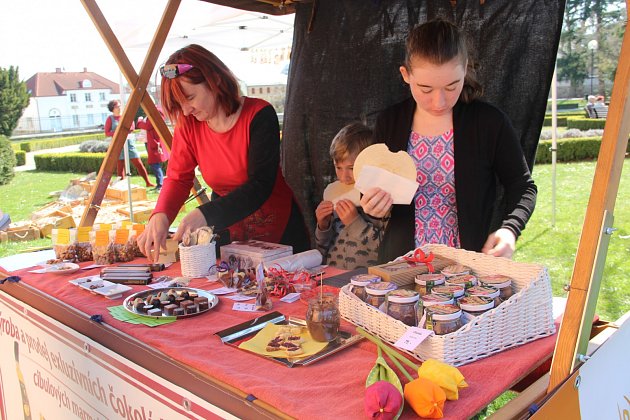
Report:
14,341,32,420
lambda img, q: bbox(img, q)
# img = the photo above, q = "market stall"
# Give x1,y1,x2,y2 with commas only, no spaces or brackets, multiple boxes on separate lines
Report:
2,0,629,418
0,256,560,419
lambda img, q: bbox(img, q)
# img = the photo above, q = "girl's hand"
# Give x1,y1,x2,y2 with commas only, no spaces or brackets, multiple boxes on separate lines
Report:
481,228,516,258
137,213,170,262
315,200,334,230
360,187,393,218
172,208,207,242
336,199,359,226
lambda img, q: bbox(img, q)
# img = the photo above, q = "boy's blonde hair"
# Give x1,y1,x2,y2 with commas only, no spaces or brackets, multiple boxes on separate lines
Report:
329,122,373,163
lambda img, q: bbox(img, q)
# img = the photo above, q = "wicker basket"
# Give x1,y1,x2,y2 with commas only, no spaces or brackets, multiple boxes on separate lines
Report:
339,244,555,366
179,242,217,278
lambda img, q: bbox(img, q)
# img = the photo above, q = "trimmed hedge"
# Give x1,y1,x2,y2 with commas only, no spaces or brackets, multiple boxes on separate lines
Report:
0,136,16,185
12,133,108,153
15,150,26,166
34,152,153,174
566,117,606,130
535,136,630,164
546,99,583,111
542,111,588,127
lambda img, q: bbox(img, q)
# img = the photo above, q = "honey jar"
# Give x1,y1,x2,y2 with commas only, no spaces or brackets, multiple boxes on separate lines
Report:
349,274,381,302
478,274,514,301
459,295,494,322
467,285,501,308
386,290,421,326
431,284,465,300
421,292,454,308
441,264,472,278
425,304,462,335
414,273,445,296
365,281,398,309
445,274,478,290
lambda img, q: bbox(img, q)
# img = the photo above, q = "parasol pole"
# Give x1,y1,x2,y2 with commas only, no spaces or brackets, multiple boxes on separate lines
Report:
119,72,134,223
551,64,558,227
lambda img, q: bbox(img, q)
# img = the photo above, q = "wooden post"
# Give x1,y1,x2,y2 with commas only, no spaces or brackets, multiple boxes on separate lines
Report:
78,0,208,228
547,13,630,391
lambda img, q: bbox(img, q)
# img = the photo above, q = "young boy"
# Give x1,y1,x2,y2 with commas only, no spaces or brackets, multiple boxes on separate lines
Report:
315,122,383,269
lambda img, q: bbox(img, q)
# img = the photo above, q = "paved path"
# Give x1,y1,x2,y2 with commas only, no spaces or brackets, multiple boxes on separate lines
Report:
15,145,81,172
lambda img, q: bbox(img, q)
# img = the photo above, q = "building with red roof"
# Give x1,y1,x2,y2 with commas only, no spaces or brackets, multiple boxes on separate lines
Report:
15,68,120,135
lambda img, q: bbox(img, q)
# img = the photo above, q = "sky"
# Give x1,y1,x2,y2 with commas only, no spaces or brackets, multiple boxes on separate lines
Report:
0,0,294,85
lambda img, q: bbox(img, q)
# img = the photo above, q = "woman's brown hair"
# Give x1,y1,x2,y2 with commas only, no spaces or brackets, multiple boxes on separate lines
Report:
161,44,241,123
404,18,482,103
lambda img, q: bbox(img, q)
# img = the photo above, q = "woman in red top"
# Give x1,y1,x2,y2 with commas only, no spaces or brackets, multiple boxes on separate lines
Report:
138,44,309,261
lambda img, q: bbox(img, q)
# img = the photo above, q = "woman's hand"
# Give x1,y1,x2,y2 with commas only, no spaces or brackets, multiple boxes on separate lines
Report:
336,199,359,226
172,208,207,242
481,228,516,258
137,213,170,262
360,187,393,219
315,200,334,230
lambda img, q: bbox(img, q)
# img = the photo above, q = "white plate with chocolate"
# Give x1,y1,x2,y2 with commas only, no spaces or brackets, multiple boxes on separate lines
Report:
123,287,219,319
69,275,132,299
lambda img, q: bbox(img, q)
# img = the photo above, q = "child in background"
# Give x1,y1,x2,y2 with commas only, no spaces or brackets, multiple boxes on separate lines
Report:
136,109,170,192
315,122,383,269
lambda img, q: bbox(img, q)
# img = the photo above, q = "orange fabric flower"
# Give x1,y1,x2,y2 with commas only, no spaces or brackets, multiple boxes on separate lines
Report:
404,377,446,418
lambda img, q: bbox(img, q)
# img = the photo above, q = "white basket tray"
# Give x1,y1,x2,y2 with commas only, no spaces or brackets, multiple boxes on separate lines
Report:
179,242,216,278
339,244,556,366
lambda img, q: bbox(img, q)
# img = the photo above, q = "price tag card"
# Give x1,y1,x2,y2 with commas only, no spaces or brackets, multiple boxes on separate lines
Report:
280,293,301,303
232,303,258,312
226,294,255,301
393,327,434,351
211,286,238,295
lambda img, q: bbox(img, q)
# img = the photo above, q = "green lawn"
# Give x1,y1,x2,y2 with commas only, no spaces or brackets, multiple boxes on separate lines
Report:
515,160,629,321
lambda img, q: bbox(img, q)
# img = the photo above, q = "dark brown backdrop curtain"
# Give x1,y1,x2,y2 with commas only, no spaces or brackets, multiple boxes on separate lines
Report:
281,0,565,243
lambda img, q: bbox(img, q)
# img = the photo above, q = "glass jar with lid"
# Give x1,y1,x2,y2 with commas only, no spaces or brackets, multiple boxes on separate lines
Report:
424,304,462,335
459,295,494,322
349,274,381,302
467,285,501,308
441,264,472,278
421,292,454,309
414,273,445,296
478,274,514,301
431,284,465,301
385,290,421,326
445,274,478,290
365,281,398,309
306,293,340,342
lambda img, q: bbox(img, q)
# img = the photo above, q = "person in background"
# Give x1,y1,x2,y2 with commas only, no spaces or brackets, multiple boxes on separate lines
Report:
315,122,382,269
585,95,597,118
136,108,170,192
104,100,155,187
594,95,606,108
361,18,537,262
137,44,310,261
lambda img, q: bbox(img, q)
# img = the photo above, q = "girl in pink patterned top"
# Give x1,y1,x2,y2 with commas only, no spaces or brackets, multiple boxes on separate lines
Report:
407,128,460,248
361,18,537,262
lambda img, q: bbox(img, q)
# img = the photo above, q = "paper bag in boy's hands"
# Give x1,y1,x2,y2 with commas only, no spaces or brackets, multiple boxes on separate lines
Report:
323,181,361,206
353,144,419,204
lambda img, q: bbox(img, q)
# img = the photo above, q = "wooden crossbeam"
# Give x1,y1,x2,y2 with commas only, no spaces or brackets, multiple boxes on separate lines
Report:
78,0,208,228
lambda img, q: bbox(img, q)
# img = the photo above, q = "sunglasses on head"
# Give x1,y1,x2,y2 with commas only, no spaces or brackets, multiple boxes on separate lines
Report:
159,63,194,79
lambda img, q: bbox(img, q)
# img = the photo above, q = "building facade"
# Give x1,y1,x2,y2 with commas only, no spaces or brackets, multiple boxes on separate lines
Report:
15,68,120,135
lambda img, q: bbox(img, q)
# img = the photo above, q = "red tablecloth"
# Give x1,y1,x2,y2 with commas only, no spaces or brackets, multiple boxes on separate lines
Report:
5,261,558,419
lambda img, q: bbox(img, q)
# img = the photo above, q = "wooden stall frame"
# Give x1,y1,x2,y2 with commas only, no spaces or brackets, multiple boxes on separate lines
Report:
73,0,630,416
79,0,209,229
